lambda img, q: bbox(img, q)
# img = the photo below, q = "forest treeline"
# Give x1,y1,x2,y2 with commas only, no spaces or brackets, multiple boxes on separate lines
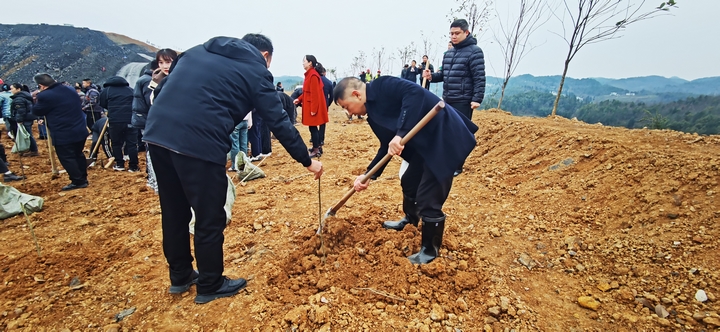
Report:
482,91,720,135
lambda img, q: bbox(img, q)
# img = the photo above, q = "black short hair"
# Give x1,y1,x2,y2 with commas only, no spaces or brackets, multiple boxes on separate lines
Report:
156,48,178,63
451,19,469,31
242,33,274,56
82,78,92,83
332,77,364,104
34,73,56,87
149,60,159,71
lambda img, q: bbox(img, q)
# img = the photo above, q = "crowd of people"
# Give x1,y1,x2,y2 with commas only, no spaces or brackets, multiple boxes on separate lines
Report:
0,17,485,305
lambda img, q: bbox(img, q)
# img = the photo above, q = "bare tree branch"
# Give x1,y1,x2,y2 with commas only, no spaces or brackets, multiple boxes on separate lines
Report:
493,0,553,108
550,0,674,116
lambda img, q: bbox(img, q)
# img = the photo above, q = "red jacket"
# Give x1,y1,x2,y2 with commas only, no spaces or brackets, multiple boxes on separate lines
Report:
298,68,328,126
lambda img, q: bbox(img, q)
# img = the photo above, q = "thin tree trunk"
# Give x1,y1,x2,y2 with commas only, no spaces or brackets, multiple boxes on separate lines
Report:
551,60,570,116
498,80,509,109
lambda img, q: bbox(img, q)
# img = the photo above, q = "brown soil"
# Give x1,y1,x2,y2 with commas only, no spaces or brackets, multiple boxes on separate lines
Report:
1,107,719,331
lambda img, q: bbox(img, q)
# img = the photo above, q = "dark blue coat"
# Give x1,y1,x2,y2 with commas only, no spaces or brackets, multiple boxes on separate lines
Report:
143,37,312,167
320,76,333,110
99,76,134,124
32,83,88,146
430,36,486,104
364,76,478,181
131,69,153,129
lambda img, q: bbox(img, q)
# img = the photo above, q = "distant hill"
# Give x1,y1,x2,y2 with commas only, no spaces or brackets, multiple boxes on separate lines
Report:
0,24,155,86
486,74,720,104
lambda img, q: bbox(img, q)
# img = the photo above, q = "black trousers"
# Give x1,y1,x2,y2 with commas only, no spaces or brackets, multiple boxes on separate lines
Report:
448,101,473,171
308,126,321,149
54,140,88,185
149,144,227,294
109,123,139,168
260,122,271,154
21,122,38,153
0,143,8,174
400,152,453,218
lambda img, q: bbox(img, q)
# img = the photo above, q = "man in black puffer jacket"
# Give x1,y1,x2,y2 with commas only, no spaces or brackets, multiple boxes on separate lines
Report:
99,76,138,172
423,18,486,176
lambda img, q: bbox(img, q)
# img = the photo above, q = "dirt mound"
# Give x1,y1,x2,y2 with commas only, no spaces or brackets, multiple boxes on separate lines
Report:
0,107,718,331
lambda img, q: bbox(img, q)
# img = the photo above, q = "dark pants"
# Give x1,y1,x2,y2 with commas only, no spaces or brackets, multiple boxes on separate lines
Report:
22,122,38,153
309,126,320,149
260,122,271,154
109,123,138,168
249,113,263,157
319,124,326,145
149,144,227,294
0,143,8,174
85,111,102,130
400,152,453,218
54,140,88,185
448,101,473,171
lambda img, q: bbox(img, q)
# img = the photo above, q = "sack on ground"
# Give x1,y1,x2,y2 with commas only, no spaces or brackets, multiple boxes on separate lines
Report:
0,183,44,219
235,152,265,182
10,125,31,153
189,174,235,235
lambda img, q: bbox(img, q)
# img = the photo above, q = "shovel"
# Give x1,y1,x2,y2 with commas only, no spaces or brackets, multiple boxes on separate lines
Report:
86,118,109,167
318,100,445,234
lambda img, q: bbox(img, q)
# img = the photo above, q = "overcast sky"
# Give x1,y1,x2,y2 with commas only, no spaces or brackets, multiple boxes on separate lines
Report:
5,0,718,80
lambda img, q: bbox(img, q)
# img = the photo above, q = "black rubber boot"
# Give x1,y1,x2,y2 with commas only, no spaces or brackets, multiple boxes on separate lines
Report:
382,195,419,230
408,215,445,264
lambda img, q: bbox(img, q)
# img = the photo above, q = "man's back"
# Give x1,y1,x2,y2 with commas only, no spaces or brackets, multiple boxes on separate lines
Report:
32,83,88,145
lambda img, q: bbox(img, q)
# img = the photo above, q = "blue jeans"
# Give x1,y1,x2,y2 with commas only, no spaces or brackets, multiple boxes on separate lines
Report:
38,121,47,138
229,120,248,169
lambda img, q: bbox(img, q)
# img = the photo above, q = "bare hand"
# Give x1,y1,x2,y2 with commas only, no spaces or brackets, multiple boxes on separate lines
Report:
151,68,167,84
422,69,431,80
388,135,404,156
293,99,299,105
37,119,44,125
354,175,370,192
470,102,480,109
307,160,323,180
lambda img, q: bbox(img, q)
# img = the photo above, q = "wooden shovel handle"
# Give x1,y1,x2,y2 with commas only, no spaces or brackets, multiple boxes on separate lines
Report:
89,119,109,158
327,100,445,215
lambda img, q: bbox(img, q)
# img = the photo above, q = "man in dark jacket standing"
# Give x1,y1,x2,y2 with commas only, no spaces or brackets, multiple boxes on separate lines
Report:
32,74,89,191
423,18,486,176
333,76,478,264
143,34,323,304
81,79,103,130
100,76,138,172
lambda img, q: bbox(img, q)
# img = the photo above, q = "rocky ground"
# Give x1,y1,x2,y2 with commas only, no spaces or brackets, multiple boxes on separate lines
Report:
0,106,719,331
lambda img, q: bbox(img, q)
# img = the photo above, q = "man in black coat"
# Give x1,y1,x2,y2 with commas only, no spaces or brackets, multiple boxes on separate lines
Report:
333,76,478,264
32,73,89,191
423,18,486,176
143,34,323,304
100,76,138,172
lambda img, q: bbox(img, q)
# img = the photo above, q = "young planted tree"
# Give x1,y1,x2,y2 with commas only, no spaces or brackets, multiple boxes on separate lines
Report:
349,51,367,77
493,0,551,108
371,46,387,74
447,0,494,37
396,42,417,70
549,0,676,116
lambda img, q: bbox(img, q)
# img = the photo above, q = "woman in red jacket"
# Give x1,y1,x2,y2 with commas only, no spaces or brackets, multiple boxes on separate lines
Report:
293,55,328,158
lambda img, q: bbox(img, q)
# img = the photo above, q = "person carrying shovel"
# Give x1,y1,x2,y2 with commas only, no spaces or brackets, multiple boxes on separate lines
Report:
333,75,478,264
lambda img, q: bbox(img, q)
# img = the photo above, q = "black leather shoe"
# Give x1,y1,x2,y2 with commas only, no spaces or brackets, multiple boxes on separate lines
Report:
195,277,247,304
3,173,24,182
61,182,88,191
169,270,199,294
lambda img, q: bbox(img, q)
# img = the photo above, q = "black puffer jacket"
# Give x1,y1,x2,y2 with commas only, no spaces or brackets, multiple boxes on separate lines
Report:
430,35,486,104
99,76,134,124
10,91,35,124
131,69,153,129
